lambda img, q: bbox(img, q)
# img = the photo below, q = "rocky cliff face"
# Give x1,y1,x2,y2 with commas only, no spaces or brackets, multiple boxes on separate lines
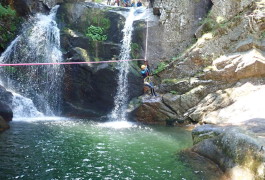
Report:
133,0,265,178
147,0,212,64
57,2,143,117
134,0,265,125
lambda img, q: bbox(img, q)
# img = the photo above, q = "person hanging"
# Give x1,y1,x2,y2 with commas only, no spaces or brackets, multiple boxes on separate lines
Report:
140,61,157,96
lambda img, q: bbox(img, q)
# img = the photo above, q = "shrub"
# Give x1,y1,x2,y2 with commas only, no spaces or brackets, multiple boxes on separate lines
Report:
153,62,168,74
86,25,107,41
0,4,20,49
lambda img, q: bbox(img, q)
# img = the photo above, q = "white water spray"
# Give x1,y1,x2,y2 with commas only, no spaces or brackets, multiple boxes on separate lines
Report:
12,93,44,118
110,8,137,121
0,5,63,117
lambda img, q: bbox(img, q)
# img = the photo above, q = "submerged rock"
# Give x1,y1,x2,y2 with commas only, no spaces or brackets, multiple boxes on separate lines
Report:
179,150,228,180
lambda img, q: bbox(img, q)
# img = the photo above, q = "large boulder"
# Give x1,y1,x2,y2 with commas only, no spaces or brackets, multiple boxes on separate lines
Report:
202,49,265,82
130,95,177,125
191,125,265,180
189,82,265,124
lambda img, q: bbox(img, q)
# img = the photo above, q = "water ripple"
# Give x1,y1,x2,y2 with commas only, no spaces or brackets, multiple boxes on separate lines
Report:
0,119,213,180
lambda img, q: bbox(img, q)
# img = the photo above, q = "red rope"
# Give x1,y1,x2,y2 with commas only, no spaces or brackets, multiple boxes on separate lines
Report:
0,59,145,66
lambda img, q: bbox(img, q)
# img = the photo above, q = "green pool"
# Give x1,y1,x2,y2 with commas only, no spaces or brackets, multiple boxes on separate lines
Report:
0,118,216,180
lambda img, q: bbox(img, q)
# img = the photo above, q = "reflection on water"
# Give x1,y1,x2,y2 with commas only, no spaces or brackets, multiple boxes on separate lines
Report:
0,118,218,179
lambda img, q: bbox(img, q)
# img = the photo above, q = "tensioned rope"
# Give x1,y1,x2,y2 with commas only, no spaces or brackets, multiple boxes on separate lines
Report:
0,59,145,66
144,16,149,61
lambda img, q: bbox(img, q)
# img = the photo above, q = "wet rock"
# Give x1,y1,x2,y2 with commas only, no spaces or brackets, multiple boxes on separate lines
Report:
179,150,228,180
57,2,125,44
191,125,265,179
0,98,13,132
131,95,177,125
12,0,88,16
0,85,13,126
0,101,13,123
62,62,143,117
0,85,13,105
58,2,143,117
13,0,50,16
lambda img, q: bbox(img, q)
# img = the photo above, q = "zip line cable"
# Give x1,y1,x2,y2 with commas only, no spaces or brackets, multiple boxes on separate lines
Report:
144,17,149,61
0,59,145,66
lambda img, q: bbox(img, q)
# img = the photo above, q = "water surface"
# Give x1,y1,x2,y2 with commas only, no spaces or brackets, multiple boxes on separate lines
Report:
0,119,211,180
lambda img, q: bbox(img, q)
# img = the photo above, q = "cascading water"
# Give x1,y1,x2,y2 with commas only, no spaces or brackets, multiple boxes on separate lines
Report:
110,8,137,121
12,93,44,118
0,5,64,117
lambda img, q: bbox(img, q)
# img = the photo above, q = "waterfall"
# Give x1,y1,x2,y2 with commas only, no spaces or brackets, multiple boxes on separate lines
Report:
0,5,63,117
12,93,44,118
110,9,136,121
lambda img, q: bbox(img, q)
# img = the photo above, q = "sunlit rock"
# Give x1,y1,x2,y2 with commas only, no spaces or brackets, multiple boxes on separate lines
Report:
192,125,265,180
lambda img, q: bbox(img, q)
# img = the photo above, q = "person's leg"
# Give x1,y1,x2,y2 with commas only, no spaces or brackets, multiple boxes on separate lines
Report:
151,88,157,96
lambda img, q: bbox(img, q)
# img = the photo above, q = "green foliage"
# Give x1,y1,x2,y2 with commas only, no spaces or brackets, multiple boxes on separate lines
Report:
200,16,217,34
93,0,104,3
86,25,107,41
170,91,178,95
153,62,168,74
0,4,16,17
200,11,243,36
0,4,20,49
4,66,17,74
